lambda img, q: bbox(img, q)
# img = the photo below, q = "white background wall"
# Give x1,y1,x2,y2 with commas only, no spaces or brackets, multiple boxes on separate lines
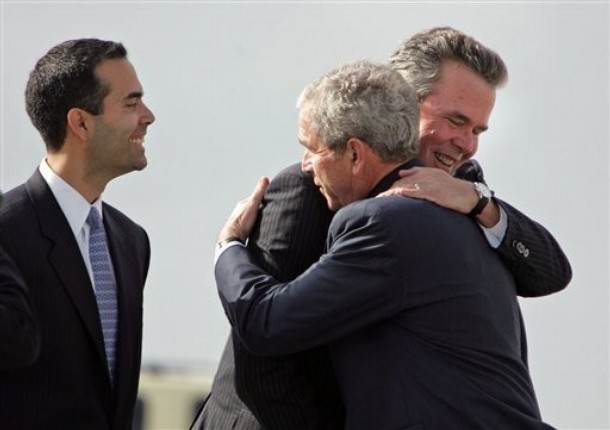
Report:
1,1,608,429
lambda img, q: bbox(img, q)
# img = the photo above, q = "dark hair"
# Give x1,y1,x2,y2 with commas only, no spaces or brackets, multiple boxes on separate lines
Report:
25,38,127,151
389,26,508,99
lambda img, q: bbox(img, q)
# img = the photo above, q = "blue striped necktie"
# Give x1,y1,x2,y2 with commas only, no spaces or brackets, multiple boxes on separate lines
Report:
87,207,118,383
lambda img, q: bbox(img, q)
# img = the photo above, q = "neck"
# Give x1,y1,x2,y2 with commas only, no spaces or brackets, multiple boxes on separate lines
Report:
46,152,106,204
366,157,420,198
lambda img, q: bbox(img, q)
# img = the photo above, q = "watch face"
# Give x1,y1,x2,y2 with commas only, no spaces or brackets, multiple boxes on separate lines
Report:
475,182,493,198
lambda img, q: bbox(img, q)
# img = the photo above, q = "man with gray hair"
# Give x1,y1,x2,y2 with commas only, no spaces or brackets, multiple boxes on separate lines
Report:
214,60,554,429
193,27,570,429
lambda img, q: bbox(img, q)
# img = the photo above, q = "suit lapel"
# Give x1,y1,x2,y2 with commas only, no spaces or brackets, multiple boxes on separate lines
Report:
25,171,108,371
103,207,141,347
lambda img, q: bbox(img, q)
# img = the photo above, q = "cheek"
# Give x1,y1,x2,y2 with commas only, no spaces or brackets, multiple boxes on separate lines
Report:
314,154,332,172
311,158,326,181
418,129,437,154
420,122,453,147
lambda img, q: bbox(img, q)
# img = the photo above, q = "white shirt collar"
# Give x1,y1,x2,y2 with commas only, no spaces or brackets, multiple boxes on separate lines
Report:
38,159,103,236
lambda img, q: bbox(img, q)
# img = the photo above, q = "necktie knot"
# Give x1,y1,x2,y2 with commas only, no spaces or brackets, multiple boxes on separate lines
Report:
87,207,102,229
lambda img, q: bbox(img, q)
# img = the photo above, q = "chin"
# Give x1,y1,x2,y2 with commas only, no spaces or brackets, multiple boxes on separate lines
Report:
325,197,338,211
328,200,344,212
133,157,148,171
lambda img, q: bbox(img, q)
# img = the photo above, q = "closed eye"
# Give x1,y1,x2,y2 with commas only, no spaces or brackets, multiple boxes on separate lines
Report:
447,116,465,126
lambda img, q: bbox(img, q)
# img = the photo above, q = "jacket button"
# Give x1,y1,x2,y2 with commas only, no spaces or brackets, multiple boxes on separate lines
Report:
513,240,529,258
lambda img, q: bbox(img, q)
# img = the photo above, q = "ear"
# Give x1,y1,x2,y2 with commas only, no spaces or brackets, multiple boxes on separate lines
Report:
66,108,93,141
346,137,366,172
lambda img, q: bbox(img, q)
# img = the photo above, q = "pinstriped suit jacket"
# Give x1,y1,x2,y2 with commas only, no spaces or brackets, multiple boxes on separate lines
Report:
193,163,342,429
195,160,571,429
455,159,571,298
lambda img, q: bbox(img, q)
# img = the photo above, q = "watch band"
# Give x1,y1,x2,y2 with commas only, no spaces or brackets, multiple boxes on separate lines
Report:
468,182,493,218
468,195,490,217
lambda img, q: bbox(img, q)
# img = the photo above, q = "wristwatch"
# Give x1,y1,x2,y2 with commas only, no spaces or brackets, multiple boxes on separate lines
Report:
468,182,494,217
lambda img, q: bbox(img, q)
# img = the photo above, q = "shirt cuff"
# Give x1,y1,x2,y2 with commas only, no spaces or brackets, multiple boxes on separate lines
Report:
478,205,508,249
214,240,245,264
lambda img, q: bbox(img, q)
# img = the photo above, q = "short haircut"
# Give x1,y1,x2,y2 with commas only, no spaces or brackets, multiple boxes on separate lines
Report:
25,38,127,151
389,26,508,100
297,60,420,163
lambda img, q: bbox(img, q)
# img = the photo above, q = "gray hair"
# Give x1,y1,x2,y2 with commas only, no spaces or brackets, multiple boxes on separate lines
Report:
389,26,508,99
296,60,419,163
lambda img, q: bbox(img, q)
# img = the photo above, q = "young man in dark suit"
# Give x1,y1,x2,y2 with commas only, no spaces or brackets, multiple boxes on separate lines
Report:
215,60,556,429
193,27,570,429
0,39,155,429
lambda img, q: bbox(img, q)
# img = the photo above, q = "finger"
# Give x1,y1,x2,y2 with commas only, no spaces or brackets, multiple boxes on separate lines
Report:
251,176,270,205
219,177,270,242
376,189,401,198
241,177,269,223
397,167,419,178
376,187,420,198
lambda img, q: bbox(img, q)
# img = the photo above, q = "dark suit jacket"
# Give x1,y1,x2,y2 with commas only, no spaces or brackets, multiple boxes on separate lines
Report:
199,161,571,429
216,161,556,429
454,159,572,298
0,170,150,430
194,163,341,429
0,244,40,369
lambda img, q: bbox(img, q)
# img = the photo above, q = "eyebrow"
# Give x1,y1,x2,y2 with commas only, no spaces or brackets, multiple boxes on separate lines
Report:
124,91,143,100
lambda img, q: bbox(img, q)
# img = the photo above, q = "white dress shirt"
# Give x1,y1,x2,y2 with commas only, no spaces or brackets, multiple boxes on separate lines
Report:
479,205,508,249
39,159,105,290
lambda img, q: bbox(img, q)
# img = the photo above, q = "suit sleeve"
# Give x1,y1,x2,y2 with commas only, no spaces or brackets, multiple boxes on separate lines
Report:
218,200,407,357
455,160,572,297
0,245,40,369
495,199,572,297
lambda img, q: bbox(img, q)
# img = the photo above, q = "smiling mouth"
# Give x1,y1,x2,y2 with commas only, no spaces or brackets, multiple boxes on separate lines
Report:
434,152,457,170
129,135,145,145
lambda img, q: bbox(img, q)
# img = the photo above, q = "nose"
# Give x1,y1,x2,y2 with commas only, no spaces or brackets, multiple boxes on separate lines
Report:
140,102,156,125
301,150,313,173
454,130,478,157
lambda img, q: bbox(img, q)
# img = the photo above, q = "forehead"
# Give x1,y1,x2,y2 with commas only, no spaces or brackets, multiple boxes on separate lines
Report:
426,60,496,115
298,110,315,143
95,58,143,99
298,111,333,156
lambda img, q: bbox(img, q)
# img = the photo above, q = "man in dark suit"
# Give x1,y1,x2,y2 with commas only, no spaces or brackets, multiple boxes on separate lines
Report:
383,27,571,294
193,27,570,429
0,39,155,429
0,191,40,370
215,60,556,429
0,242,40,370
